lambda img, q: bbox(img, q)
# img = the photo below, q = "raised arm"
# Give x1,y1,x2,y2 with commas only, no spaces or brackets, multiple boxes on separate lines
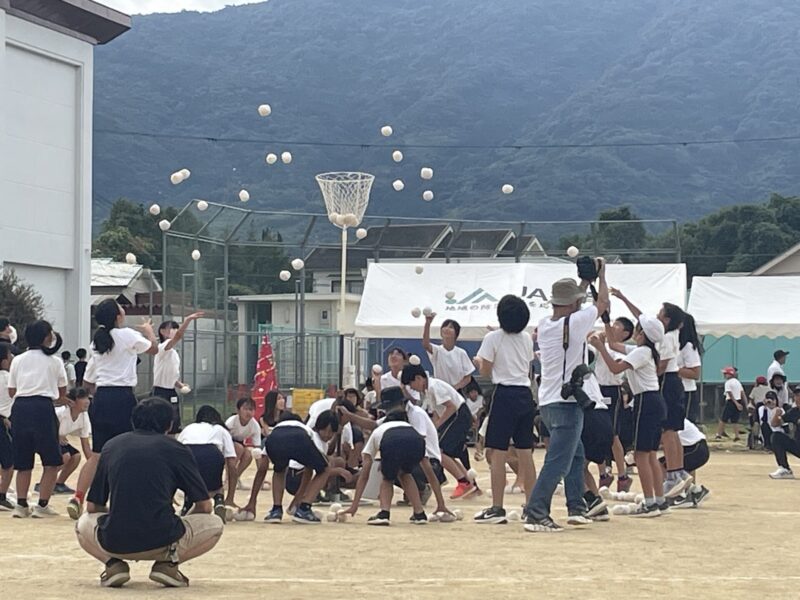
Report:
594,259,610,315
610,288,641,319
589,336,629,375
422,312,436,355
165,312,205,351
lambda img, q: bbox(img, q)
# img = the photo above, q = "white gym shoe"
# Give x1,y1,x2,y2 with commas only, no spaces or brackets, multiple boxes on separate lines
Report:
769,467,795,480
31,504,59,518
11,504,32,518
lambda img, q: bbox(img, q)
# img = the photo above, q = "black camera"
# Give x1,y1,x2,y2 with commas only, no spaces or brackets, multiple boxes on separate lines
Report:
560,364,596,410
576,255,610,324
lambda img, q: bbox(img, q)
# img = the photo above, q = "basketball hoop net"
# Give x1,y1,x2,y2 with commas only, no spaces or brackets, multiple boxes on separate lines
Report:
315,172,374,229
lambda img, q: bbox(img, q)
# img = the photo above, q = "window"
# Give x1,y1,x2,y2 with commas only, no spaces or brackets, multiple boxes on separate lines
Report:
331,280,364,294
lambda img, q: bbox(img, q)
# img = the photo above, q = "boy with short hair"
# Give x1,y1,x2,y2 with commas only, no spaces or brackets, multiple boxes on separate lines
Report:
75,348,88,387
716,367,745,441
224,398,262,488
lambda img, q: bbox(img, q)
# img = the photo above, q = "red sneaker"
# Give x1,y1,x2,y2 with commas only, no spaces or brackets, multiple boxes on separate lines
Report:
617,475,632,493
599,472,614,489
450,481,475,499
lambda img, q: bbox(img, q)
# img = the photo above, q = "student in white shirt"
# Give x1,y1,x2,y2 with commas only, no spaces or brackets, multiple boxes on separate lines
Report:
401,364,478,499
0,342,15,511
62,351,77,388
178,405,238,521
591,315,669,518
224,398,262,488
152,312,204,434
373,347,421,405
422,314,475,393
716,366,746,441
677,314,703,424
473,294,538,525
757,391,783,451
659,419,711,508
68,299,158,521
767,350,789,388
53,387,93,495
8,320,68,519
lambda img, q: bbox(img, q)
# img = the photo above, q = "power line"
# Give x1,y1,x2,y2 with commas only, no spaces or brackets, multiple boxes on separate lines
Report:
93,128,800,151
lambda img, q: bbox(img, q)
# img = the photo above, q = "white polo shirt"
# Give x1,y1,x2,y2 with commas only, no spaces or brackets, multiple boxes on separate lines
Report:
225,415,262,447
90,328,152,387
623,346,660,396
378,404,440,461
179,422,236,458
55,406,92,439
658,330,679,373
678,419,705,446
678,342,702,392
427,344,474,388
477,329,534,387
0,371,12,417
362,421,414,459
422,378,465,419
153,341,181,389
594,344,625,387
8,350,67,399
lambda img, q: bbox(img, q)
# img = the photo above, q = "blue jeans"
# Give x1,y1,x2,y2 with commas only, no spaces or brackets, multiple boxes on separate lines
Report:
526,402,586,520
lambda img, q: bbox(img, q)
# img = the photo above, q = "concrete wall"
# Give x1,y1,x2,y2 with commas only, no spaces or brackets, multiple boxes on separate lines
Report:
0,11,93,350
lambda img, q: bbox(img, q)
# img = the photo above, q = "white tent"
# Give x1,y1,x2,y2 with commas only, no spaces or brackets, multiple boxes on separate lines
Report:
687,276,800,339
355,262,687,340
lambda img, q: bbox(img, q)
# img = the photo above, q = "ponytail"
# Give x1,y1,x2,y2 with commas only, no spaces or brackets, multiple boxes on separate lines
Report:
24,320,62,356
93,299,120,354
642,336,660,367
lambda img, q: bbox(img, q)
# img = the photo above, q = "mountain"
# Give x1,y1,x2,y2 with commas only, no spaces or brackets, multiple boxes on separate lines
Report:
92,0,800,233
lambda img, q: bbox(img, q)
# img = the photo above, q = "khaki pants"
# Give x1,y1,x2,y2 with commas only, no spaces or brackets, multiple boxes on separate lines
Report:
76,513,223,564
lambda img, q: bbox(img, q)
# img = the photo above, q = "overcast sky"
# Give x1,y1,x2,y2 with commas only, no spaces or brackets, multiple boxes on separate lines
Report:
102,0,263,15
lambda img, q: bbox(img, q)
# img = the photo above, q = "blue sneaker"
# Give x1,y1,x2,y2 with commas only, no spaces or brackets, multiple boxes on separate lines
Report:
292,505,321,524
264,507,283,524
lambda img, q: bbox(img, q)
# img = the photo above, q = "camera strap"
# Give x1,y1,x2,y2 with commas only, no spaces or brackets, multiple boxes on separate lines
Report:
562,314,587,385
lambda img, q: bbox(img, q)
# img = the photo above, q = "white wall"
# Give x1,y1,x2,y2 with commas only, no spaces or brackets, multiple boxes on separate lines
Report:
0,11,93,350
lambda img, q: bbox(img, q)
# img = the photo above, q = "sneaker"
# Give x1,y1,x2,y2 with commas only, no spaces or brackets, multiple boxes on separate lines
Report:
692,485,711,506
664,475,691,499
657,501,671,515
409,512,428,525
0,498,13,511
450,481,476,499
367,510,391,526
585,496,608,518
11,504,32,518
714,434,722,441
31,504,59,518
264,507,283,524
333,491,352,503
616,475,633,493
100,559,131,588
592,508,611,522
670,493,696,509
292,505,322,524
769,467,795,480
149,561,189,588
54,483,75,495
567,510,592,525
599,472,614,489
630,502,661,518
213,498,227,523
473,506,507,524
66,498,82,520
523,515,564,533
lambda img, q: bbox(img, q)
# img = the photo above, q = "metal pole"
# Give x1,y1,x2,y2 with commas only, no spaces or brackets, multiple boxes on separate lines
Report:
294,278,300,388
223,244,229,413
299,267,306,387
213,276,224,392
340,227,347,326
193,259,199,416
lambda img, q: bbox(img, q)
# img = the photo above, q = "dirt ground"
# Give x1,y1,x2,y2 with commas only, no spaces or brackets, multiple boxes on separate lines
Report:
1,448,797,599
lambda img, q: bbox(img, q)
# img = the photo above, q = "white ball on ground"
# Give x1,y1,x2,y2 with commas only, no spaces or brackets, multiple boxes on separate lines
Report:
336,510,349,523
291,258,305,271
197,200,209,211
567,246,580,258
409,354,421,366
239,189,250,202
598,486,611,499
429,513,440,522
437,511,457,523
257,103,272,117
445,291,455,300
501,184,514,194
507,510,521,522
281,151,292,164
149,203,161,216
325,512,337,522
392,179,405,191
170,172,184,185
422,190,434,201
330,503,343,513
233,510,255,522
179,385,191,394
265,153,278,165
414,264,424,274
411,307,421,318
158,219,171,232
180,168,191,180
392,150,403,162
420,167,433,180
381,125,393,137
467,468,478,483
453,509,463,521
191,249,201,261
422,306,433,317
279,270,291,282
611,504,629,516
125,253,136,265
634,493,644,504
371,364,383,375
356,227,368,240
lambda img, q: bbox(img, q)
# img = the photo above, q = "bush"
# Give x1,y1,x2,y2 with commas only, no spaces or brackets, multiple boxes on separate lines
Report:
0,269,45,348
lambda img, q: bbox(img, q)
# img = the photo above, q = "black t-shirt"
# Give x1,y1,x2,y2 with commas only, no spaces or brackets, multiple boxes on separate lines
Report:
87,430,209,554
781,406,800,441
74,360,87,386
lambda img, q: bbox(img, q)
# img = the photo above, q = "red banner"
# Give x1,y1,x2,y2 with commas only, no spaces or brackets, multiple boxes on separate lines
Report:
251,334,279,420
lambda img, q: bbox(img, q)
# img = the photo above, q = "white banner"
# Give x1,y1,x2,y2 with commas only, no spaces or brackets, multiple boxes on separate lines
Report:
355,261,687,340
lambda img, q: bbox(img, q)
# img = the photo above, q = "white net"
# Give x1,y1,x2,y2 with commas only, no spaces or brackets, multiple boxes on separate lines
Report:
315,172,375,228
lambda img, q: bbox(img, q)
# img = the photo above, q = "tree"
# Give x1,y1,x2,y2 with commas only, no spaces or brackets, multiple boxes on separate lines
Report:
0,269,45,347
594,206,647,252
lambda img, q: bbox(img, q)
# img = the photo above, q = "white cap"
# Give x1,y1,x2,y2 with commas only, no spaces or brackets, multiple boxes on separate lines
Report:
638,314,664,344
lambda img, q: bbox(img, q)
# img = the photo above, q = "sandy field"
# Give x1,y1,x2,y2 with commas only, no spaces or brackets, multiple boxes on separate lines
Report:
1,448,797,600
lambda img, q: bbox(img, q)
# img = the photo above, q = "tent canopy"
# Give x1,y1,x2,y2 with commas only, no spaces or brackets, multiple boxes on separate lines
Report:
355,262,687,341
687,276,800,339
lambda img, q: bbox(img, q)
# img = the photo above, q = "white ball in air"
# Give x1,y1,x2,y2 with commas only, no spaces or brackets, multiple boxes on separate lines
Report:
158,219,171,232
125,253,136,265
239,189,250,202
411,307,421,318
420,167,433,180
179,385,191,395
414,265,424,274
149,203,161,216
392,150,403,162
265,153,278,165
191,249,201,261
279,270,291,282
381,125,393,137
197,200,209,211
392,179,404,191
445,291,455,300
371,364,383,375
291,258,305,271
409,354,421,366
355,228,367,240
567,246,579,258
170,172,184,185
422,190,434,201
180,168,191,180
257,104,272,117
422,306,433,317
502,184,514,194
281,151,292,164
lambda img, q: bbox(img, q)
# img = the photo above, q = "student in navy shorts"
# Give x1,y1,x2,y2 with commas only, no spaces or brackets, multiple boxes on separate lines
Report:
0,342,15,511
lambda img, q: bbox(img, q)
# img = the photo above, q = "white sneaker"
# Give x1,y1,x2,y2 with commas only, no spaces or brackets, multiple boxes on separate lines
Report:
31,504,59,518
11,504,32,518
769,467,795,480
